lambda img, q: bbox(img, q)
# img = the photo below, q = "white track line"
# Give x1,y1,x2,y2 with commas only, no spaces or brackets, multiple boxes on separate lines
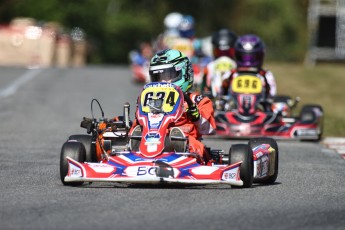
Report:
0,68,43,98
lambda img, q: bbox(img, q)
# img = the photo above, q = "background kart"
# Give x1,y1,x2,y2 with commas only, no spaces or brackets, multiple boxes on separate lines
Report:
128,50,150,84
130,63,150,83
60,82,279,188
214,73,324,141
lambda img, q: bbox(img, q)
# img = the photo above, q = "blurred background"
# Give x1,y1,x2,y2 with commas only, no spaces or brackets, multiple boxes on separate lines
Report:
0,0,344,136
0,0,343,67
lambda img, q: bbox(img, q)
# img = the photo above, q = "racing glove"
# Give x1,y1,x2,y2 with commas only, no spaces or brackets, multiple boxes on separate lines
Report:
187,103,200,122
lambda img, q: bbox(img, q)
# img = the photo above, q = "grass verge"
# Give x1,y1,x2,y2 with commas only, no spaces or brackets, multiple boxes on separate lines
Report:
268,62,345,137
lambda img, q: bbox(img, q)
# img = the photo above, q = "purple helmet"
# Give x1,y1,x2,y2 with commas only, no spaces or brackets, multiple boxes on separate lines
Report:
234,34,265,68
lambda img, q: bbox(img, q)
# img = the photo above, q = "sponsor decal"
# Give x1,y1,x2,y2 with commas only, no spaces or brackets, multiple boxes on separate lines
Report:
137,166,157,176
88,163,115,173
126,166,157,177
69,163,82,177
148,113,164,128
195,95,204,104
223,172,236,180
145,132,161,144
296,129,318,136
261,155,269,176
144,82,175,89
255,151,263,158
256,160,262,176
256,155,269,177
222,167,238,181
125,166,178,178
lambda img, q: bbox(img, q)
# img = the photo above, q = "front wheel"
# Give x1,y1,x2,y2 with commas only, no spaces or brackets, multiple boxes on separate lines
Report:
299,104,324,141
68,134,96,162
249,137,279,184
229,144,253,188
300,104,323,123
60,142,86,186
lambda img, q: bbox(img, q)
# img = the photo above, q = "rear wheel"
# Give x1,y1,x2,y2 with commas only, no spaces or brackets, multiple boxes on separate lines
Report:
300,104,323,122
68,134,96,162
60,141,86,186
299,104,324,141
229,144,253,188
249,137,279,184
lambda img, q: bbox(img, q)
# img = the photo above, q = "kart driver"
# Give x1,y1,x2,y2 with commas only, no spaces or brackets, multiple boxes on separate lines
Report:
223,34,277,100
130,49,216,163
202,28,238,97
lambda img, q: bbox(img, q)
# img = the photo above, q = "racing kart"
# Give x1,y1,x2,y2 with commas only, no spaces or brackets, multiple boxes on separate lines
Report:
214,73,324,141
60,82,279,188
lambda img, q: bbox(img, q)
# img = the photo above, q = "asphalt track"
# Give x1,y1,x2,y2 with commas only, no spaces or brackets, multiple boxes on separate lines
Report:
0,66,344,230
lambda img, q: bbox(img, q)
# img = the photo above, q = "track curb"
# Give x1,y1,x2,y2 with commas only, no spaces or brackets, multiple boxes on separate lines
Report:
322,137,345,160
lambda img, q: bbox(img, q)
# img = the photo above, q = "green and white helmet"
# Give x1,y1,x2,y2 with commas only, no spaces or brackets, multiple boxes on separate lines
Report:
149,49,193,92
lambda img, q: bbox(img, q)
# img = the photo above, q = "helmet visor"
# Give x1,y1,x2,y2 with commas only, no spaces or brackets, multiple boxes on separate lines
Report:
235,53,262,67
149,65,182,83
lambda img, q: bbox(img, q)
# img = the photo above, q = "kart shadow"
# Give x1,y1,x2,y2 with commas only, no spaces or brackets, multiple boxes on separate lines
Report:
75,181,282,190
253,181,282,187
80,183,229,190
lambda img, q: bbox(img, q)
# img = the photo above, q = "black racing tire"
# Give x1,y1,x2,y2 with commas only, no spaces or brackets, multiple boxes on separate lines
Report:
299,104,324,141
68,134,96,162
249,137,279,184
60,141,86,186
300,104,323,123
229,144,253,188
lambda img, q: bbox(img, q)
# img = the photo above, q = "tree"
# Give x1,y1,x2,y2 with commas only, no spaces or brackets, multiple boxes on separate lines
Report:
0,0,309,64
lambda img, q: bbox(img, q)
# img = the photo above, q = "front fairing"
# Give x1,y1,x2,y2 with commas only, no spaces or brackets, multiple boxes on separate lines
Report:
136,82,184,157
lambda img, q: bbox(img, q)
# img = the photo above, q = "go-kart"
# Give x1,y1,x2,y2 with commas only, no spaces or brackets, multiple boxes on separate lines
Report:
214,73,324,141
60,82,279,188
